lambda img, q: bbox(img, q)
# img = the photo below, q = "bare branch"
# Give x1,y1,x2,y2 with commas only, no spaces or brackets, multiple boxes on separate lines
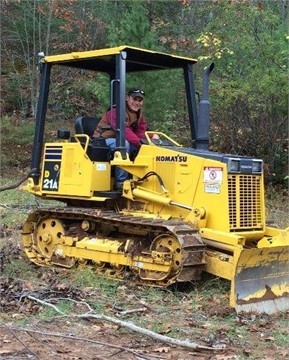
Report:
117,307,148,316
27,295,220,352
27,295,65,315
5,326,40,360
1,326,164,360
0,168,36,192
79,312,217,351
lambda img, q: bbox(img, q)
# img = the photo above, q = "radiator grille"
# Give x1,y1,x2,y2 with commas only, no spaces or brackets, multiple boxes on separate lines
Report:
228,175,262,230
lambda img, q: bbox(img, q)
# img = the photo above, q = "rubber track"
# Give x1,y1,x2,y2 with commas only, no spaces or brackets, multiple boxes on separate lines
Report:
26,207,206,284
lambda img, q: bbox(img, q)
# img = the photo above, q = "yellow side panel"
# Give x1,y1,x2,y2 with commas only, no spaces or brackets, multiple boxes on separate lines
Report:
41,142,111,197
62,148,76,180
135,146,231,231
59,144,93,196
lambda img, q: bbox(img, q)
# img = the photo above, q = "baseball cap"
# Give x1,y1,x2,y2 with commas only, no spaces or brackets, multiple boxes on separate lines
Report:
128,88,145,99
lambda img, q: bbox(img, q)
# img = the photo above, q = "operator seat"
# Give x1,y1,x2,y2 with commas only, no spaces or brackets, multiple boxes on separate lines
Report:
74,116,111,162
75,116,100,137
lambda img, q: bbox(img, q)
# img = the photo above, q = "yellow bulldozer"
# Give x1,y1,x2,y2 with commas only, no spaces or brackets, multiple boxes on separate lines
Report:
22,46,289,314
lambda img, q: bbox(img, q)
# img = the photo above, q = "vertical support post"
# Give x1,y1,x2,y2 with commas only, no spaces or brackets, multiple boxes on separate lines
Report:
197,63,214,151
31,62,52,184
183,63,198,148
115,51,127,159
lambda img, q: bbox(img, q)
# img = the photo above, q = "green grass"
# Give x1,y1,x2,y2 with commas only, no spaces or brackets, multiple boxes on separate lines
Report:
36,299,74,320
69,267,119,293
0,186,36,226
0,176,64,230
0,178,35,203
0,116,35,143
270,316,289,346
1,257,36,278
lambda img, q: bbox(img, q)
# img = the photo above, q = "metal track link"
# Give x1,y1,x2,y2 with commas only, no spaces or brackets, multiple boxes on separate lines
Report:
23,207,206,285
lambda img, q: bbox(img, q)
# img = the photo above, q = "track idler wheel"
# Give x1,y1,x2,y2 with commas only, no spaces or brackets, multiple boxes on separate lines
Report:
35,218,65,260
138,234,182,283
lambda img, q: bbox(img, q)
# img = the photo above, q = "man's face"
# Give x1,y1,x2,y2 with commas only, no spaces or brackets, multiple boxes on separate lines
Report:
126,95,144,112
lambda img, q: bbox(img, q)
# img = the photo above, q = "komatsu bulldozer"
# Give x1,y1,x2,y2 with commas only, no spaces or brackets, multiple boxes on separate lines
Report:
22,45,289,314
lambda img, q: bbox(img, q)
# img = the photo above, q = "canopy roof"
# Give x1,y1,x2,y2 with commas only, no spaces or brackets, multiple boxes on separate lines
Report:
42,45,197,73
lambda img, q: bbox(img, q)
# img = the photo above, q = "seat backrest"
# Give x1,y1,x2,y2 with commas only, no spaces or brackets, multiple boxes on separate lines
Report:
75,116,100,137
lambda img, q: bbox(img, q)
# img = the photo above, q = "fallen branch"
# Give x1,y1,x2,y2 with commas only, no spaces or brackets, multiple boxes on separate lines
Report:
1,326,164,360
27,295,221,352
117,307,148,316
0,168,36,192
79,312,215,351
28,295,64,314
5,326,40,360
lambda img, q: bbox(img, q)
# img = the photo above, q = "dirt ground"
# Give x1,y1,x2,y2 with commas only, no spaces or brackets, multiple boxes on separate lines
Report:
0,231,289,360
0,323,206,360
1,307,287,360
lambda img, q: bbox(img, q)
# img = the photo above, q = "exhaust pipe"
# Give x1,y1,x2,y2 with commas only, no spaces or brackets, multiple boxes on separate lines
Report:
195,63,214,151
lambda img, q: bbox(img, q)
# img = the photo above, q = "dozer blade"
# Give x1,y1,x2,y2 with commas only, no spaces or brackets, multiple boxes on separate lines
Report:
233,246,289,314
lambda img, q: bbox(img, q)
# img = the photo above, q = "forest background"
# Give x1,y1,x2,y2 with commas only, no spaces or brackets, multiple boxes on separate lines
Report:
1,0,288,187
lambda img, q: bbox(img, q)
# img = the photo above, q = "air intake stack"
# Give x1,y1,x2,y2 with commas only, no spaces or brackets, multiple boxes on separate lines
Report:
195,63,214,151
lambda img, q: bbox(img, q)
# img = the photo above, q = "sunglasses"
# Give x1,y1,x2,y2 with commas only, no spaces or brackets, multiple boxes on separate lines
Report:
128,89,145,96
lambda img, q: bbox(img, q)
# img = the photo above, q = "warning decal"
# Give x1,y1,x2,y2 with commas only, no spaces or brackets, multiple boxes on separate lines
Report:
205,184,221,194
203,167,223,183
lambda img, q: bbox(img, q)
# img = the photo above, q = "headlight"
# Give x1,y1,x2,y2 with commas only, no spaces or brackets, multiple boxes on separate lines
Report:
252,160,263,174
228,158,241,173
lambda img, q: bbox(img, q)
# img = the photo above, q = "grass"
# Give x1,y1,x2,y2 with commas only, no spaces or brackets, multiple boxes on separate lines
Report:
272,330,289,347
36,299,74,320
0,186,36,226
0,175,64,230
2,256,36,278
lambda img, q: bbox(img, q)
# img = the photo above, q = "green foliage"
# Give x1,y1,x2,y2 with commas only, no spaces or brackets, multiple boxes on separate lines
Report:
126,69,187,131
1,0,288,184
46,68,108,120
193,1,288,184
265,185,289,229
81,73,110,115
1,116,35,143
105,1,176,125
1,74,27,112
106,1,156,48
0,115,34,168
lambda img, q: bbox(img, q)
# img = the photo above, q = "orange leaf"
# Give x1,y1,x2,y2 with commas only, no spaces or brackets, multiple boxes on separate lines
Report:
154,346,170,353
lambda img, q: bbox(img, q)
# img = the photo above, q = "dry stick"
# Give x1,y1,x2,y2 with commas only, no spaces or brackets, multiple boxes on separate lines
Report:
2,326,165,360
26,327,57,354
0,168,36,192
49,297,99,313
5,326,40,360
28,295,64,314
27,295,220,352
117,307,148,316
79,313,215,351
